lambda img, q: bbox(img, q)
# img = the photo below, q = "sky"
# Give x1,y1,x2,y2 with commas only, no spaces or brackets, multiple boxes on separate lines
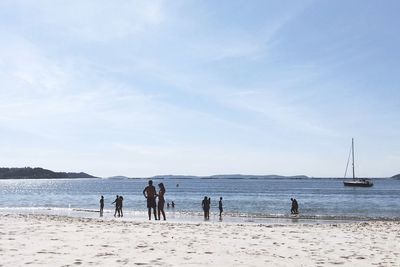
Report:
0,0,399,178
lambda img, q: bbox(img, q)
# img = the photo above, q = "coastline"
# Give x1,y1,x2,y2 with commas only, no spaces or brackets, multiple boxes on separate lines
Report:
0,213,399,266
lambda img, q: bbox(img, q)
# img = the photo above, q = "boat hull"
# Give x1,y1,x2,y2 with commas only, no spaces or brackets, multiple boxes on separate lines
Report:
343,180,373,187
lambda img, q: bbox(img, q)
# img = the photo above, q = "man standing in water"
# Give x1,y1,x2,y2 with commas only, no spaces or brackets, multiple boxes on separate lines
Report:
143,180,158,220
291,198,299,214
218,197,223,219
202,196,210,220
112,195,119,217
99,196,104,217
118,195,124,217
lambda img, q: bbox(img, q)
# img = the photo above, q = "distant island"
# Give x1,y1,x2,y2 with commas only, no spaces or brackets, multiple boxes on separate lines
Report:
151,174,310,179
391,174,400,179
0,167,97,179
104,174,310,180
107,175,131,179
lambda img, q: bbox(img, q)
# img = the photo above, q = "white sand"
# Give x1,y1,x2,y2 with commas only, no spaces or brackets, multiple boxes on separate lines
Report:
0,214,399,267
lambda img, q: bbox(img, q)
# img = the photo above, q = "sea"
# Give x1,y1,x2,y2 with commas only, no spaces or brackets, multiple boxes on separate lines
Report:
0,177,399,223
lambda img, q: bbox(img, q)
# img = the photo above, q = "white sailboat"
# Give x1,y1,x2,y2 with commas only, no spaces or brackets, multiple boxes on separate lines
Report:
343,138,373,187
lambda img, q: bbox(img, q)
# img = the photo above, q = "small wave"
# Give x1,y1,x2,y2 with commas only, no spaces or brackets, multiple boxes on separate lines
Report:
72,208,99,213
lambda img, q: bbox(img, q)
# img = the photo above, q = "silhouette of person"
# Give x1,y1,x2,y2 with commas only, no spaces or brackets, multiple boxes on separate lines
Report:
99,196,104,217
171,201,175,208
207,198,211,219
118,196,124,217
112,195,119,217
143,180,158,220
291,198,299,214
167,202,170,208
202,196,210,220
157,183,166,220
218,197,223,218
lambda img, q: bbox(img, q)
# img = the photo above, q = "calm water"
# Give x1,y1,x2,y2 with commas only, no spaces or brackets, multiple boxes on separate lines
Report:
0,178,399,220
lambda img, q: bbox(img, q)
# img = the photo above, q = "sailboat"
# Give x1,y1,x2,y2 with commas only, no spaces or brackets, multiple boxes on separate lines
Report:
343,138,373,187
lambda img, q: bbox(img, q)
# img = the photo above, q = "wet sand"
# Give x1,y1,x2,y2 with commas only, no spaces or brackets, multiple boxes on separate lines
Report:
0,214,399,266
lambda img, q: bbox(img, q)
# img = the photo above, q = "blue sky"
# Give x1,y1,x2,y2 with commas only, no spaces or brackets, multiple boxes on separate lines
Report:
0,0,399,177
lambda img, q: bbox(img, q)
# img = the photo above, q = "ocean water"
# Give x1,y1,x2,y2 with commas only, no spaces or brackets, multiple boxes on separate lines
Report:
0,177,399,221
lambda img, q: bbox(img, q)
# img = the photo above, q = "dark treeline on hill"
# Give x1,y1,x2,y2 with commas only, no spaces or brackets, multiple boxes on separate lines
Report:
0,167,96,179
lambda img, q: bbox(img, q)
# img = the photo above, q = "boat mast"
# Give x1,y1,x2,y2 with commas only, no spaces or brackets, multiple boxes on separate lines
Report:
352,138,355,180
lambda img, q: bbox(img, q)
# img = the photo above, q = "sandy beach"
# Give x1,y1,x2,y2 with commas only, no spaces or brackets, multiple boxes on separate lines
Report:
0,214,399,267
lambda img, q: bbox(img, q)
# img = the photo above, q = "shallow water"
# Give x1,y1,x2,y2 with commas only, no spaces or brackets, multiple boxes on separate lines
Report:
0,177,399,220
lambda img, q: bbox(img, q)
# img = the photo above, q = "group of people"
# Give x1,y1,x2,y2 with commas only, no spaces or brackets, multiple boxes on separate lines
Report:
99,181,300,220
112,195,124,217
99,195,125,217
143,180,167,220
202,196,224,220
98,181,169,220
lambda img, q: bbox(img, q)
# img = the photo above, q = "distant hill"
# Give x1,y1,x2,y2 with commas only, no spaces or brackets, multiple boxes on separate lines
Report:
107,175,131,179
152,175,200,179
391,174,400,179
151,174,310,179
209,174,309,179
0,167,97,179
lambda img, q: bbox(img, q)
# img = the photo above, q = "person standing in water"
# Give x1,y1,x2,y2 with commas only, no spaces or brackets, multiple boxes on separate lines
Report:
218,197,223,218
202,196,210,220
207,197,211,219
99,196,104,217
157,183,166,220
291,198,299,214
112,195,119,217
118,196,124,217
143,180,158,220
